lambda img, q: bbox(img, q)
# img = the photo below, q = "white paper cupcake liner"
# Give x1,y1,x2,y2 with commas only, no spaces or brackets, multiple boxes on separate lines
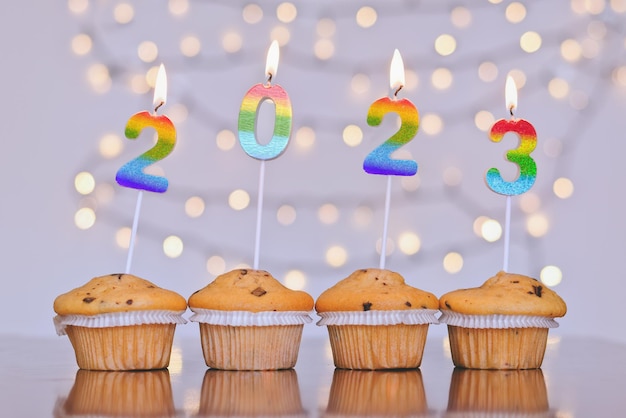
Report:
189,308,313,326
438,311,559,329
53,310,188,336
316,309,440,326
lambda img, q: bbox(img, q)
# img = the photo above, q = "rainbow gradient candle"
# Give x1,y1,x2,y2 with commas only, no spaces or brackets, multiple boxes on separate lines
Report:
364,49,420,269
486,75,537,271
237,41,293,270
116,64,176,193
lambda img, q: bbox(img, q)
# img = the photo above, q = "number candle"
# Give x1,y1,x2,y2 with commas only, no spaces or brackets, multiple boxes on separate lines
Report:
364,50,420,269
237,41,293,270
486,75,537,272
116,64,177,273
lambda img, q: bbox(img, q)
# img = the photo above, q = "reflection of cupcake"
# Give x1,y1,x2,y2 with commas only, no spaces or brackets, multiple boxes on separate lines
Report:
188,269,314,370
55,369,176,417
316,268,439,370
197,369,305,417
439,271,566,369
445,368,550,416
53,274,187,370
325,369,429,417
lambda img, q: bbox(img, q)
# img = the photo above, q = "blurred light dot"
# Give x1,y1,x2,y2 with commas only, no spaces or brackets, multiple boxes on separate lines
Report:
222,31,243,53
75,172,95,195
356,6,377,28
520,31,542,53
180,35,201,57
130,74,150,94
71,34,92,55
169,0,189,15
478,62,498,82
314,38,335,60
553,177,574,199
317,18,336,37
284,270,307,290
75,208,96,230
541,265,562,286
475,110,495,132
585,0,606,14
185,196,205,218
544,137,563,158
326,245,348,267
435,34,457,56
343,124,363,146
421,113,443,135
318,203,339,224
94,182,115,204
405,70,419,90
508,69,527,89
612,66,626,86
527,213,549,237
398,231,421,255
295,126,315,150
401,175,421,192
443,252,463,274
581,38,600,59
276,2,297,23
169,103,189,124
519,192,541,213
611,0,626,12
137,41,158,63
569,90,589,110
270,26,291,46
451,6,472,28
87,63,111,94
352,206,373,229
443,166,462,186
115,227,131,249
505,2,526,23
277,204,297,225
163,235,183,258
229,189,250,210
243,3,263,24
376,238,395,256
99,133,123,158
431,68,453,90
216,129,236,151
489,0,503,3
68,0,88,14
548,78,570,99
206,255,226,275
481,219,502,242
234,262,251,270
114,3,134,24
561,39,582,62
351,73,371,94
473,216,490,237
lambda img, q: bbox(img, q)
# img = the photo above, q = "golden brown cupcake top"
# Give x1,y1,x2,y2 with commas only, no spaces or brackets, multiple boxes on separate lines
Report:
315,268,439,313
439,271,567,317
188,269,314,312
53,274,187,315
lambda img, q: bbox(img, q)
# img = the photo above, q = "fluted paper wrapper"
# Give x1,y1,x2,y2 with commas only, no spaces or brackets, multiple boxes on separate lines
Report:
54,310,188,335
317,309,439,326
189,308,313,326
438,311,559,329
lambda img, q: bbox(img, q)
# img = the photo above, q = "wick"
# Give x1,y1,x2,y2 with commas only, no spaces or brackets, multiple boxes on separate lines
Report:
394,85,403,98
266,72,273,86
154,101,164,114
509,106,515,118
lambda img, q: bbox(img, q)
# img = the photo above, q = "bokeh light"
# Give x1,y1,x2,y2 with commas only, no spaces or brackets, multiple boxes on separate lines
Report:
443,252,463,274
228,189,250,210
540,265,563,286
185,196,205,218
326,245,348,267
163,235,183,258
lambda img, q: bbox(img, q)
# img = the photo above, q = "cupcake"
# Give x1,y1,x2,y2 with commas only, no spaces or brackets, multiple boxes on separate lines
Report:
197,369,305,417
54,369,177,417
188,268,314,370
438,271,567,369
325,369,429,417
445,368,550,416
315,268,439,370
53,273,187,371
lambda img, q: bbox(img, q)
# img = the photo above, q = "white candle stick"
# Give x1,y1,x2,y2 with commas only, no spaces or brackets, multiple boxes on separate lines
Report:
503,195,511,272
125,190,144,274
379,175,392,269
253,160,266,270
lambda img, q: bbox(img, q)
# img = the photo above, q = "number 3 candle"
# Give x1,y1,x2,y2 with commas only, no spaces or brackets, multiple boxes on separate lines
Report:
238,41,293,269
116,64,177,273
486,75,537,271
364,49,420,269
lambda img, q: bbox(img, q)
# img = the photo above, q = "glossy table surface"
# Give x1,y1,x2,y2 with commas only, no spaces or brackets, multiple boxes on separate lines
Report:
1,334,625,417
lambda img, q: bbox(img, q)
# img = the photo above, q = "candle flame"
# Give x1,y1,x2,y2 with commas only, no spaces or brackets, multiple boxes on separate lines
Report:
153,64,167,112
389,49,405,95
265,40,280,82
505,75,517,115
